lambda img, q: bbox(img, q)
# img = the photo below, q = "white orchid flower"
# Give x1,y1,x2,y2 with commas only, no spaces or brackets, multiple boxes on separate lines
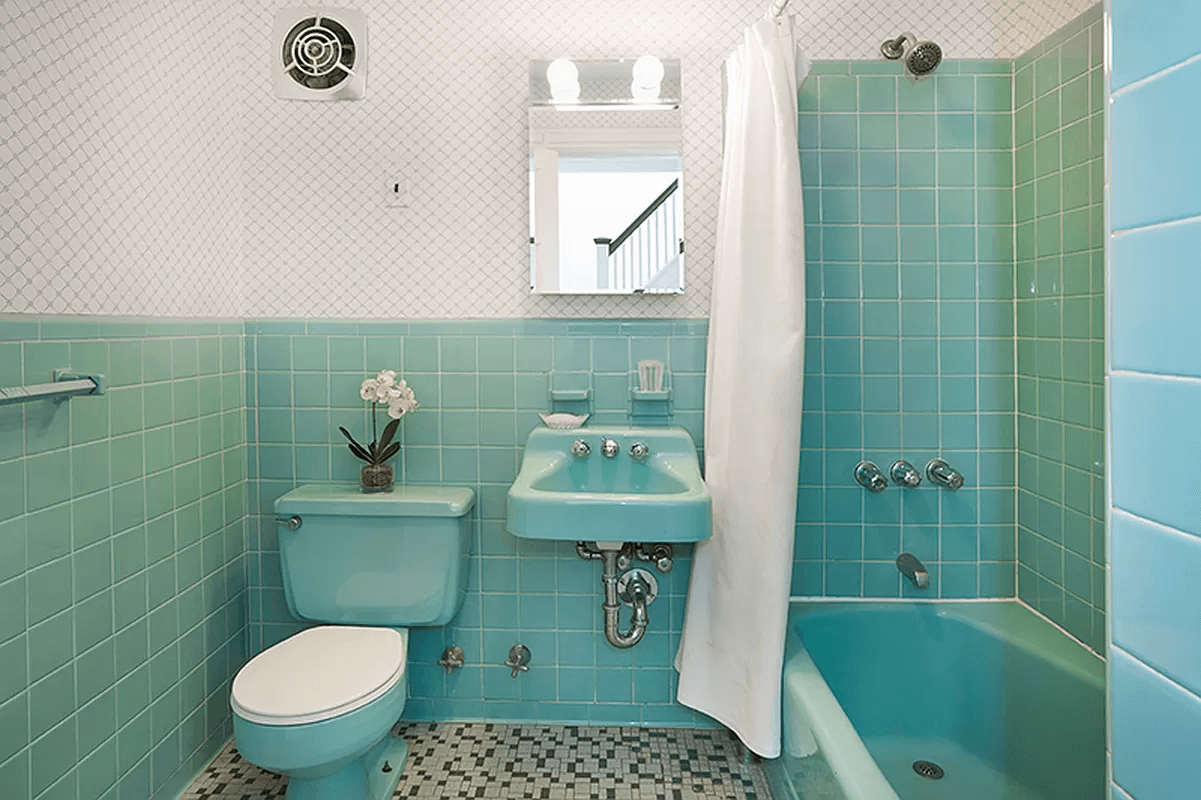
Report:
385,381,418,418
388,398,417,419
362,368,417,415
367,370,396,402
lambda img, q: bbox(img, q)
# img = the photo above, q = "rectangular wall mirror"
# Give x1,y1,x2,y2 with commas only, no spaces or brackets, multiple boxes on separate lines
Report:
529,58,684,295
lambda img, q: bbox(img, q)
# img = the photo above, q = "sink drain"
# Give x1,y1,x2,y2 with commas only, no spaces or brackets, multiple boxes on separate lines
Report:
912,760,945,780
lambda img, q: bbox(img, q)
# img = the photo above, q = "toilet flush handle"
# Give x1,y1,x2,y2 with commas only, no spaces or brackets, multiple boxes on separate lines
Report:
276,515,302,531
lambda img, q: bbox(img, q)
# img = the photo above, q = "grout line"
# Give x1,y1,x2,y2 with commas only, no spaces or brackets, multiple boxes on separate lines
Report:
1110,369,1201,385
1110,50,1201,99
1111,507,1196,540
1112,642,1201,702
1111,211,1201,238
1015,595,1105,659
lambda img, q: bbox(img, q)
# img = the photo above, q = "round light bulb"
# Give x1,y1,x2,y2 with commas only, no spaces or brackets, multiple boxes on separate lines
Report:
546,58,580,102
631,55,665,88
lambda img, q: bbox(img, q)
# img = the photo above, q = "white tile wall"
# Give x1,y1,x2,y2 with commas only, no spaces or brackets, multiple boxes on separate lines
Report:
3,0,1094,318
0,0,244,317
1018,0,1102,50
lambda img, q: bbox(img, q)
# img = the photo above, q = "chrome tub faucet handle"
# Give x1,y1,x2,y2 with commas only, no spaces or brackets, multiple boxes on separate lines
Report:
890,460,922,487
854,461,888,493
926,458,964,490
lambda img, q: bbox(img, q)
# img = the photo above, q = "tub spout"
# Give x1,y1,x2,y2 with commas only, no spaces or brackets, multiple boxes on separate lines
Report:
896,552,929,589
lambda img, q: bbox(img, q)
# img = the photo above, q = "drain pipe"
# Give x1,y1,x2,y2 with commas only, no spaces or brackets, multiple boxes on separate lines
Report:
601,549,649,648
576,541,603,561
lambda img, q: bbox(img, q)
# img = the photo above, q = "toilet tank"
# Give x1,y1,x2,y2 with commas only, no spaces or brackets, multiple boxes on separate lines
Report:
273,485,475,627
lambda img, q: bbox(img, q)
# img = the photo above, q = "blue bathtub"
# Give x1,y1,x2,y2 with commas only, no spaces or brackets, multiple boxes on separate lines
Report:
765,601,1105,800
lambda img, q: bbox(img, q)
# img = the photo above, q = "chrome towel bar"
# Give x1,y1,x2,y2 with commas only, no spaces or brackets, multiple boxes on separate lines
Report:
0,369,106,406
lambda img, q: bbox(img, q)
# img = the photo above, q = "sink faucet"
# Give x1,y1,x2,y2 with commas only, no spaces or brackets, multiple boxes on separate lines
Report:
601,438,620,458
896,553,929,589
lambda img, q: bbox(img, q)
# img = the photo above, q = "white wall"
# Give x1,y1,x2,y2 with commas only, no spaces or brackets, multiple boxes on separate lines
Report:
0,0,244,316
1,0,1093,318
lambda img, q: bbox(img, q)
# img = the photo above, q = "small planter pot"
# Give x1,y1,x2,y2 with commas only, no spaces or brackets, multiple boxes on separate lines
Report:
360,463,394,493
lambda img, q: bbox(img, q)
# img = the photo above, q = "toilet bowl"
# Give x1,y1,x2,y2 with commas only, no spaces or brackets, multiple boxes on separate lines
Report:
230,485,475,800
232,626,411,800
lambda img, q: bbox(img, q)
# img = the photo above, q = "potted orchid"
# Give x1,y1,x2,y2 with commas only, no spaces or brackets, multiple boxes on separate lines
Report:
339,369,419,493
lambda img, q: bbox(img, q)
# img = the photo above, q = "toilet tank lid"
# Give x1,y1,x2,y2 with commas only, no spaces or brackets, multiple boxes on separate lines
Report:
275,484,475,517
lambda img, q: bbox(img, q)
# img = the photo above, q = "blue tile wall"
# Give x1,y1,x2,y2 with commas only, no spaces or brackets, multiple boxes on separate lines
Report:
244,319,714,727
0,317,247,800
1110,1,1201,89
793,59,1018,600
1111,218,1201,376
1110,58,1201,232
1111,648,1201,799
1111,511,1201,698
1109,0,1201,796
1012,8,1106,653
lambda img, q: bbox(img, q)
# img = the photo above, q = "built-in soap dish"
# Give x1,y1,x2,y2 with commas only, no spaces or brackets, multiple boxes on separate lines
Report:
539,412,589,429
547,388,591,402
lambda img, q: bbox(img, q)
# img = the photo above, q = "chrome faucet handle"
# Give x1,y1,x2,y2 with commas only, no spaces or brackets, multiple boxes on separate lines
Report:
571,439,591,458
437,646,465,673
889,460,922,487
503,644,531,678
854,461,888,493
630,442,650,462
926,458,964,490
601,438,620,458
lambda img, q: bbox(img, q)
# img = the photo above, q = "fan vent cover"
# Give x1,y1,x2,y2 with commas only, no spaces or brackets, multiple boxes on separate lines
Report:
272,8,367,100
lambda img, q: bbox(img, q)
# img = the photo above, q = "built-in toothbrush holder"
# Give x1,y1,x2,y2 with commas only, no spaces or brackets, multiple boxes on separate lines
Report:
630,360,671,420
548,370,592,414
637,360,665,393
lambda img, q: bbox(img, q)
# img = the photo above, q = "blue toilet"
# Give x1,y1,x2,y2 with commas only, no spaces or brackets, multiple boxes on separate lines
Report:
231,485,475,800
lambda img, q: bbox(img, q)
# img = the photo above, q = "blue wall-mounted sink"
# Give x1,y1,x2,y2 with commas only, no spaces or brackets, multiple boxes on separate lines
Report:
507,426,712,543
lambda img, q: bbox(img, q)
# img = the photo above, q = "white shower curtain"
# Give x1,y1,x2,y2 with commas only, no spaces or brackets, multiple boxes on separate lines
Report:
675,13,808,759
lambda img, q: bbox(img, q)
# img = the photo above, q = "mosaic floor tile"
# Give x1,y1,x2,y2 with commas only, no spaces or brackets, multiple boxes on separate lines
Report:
180,723,771,800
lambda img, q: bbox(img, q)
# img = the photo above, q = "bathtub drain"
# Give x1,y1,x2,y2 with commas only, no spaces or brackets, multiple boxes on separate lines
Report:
912,760,945,780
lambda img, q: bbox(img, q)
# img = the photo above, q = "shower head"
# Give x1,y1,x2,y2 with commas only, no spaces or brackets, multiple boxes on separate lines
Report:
880,33,943,77
906,40,942,76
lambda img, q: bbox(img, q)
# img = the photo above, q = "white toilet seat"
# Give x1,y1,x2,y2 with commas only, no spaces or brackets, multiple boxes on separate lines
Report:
232,626,406,726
